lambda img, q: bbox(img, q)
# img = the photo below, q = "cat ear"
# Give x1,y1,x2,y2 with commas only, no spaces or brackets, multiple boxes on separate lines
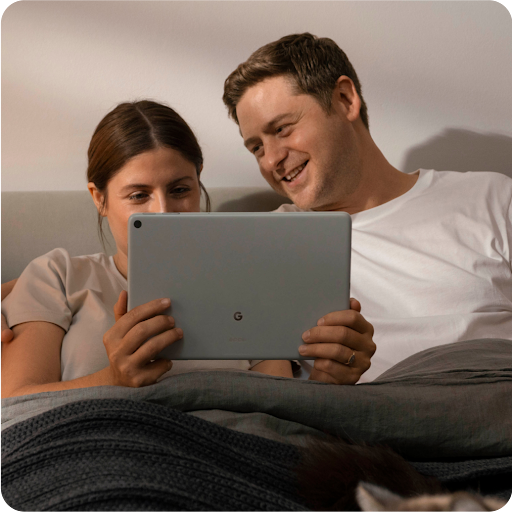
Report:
356,482,402,511
450,492,491,511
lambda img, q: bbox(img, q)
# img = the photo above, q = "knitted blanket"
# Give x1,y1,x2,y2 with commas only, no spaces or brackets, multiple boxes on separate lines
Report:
3,339,512,509
2,399,511,511
2,399,305,511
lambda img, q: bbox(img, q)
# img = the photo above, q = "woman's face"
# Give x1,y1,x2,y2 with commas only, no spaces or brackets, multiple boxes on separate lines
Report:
88,146,202,276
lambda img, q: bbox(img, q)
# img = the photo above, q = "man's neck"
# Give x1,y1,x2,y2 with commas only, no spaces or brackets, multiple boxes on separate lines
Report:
317,132,419,214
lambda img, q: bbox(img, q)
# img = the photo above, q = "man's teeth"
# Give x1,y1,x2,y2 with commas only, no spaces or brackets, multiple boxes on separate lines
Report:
285,163,307,182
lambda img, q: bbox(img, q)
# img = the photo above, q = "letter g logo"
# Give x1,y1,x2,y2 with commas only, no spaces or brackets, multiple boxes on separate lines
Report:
234,312,243,321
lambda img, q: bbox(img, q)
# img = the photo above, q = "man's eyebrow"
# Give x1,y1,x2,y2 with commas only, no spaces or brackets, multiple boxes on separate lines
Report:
242,113,293,149
120,176,194,192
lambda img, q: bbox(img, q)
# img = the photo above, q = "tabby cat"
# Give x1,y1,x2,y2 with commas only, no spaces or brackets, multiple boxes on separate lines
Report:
296,439,507,511
356,482,507,512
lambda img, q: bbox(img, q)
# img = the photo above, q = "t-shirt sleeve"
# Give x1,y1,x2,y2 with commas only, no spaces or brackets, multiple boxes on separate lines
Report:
1,248,73,332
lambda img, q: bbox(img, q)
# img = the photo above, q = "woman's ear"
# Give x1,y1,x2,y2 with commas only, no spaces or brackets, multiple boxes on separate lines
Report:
87,181,106,217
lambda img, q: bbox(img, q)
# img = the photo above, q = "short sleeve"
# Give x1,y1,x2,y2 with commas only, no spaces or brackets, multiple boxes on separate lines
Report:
1,248,73,332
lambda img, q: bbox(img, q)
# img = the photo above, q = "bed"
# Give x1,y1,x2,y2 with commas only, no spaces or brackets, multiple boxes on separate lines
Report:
2,191,511,509
2,338,511,509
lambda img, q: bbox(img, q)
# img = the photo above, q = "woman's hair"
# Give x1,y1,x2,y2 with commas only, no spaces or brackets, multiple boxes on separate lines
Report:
87,100,210,248
223,32,369,131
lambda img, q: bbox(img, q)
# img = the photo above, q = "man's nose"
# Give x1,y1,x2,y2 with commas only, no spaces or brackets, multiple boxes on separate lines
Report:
263,140,287,174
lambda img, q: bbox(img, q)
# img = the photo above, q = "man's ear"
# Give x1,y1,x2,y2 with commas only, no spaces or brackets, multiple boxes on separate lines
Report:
331,75,362,124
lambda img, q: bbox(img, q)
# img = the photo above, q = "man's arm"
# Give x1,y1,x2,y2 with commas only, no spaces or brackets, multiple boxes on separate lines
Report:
1,278,18,343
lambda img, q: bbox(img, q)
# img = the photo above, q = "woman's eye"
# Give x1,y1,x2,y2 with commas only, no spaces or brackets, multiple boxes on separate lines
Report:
128,187,190,201
129,192,148,201
172,187,190,195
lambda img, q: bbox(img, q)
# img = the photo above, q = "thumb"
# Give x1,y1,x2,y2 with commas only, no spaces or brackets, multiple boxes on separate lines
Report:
350,297,361,313
114,290,128,322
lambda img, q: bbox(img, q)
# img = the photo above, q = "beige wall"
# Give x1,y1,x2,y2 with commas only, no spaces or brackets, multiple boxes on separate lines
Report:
2,1,512,192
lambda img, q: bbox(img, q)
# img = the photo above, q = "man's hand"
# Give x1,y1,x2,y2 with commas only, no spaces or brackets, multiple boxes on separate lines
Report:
1,279,18,343
299,298,375,385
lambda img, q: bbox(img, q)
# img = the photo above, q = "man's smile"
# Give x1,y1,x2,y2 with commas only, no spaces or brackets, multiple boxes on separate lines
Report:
281,160,309,185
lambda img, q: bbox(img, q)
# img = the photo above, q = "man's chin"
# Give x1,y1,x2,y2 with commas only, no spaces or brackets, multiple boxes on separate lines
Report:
286,190,318,211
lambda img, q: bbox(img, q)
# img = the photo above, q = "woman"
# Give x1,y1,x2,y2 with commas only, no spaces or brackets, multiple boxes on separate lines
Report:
1,100,294,398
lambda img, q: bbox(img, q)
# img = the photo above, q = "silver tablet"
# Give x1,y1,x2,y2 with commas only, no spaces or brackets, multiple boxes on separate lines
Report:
128,212,351,360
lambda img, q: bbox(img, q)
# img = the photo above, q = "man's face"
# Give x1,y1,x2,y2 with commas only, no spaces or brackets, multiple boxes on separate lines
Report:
236,75,361,211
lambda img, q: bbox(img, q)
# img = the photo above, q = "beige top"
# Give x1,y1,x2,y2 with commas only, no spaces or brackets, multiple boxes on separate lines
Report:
2,248,259,381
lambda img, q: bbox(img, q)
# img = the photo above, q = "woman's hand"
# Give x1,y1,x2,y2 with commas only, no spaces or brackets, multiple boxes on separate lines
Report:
1,278,18,343
104,291,182,387
299,298,376,385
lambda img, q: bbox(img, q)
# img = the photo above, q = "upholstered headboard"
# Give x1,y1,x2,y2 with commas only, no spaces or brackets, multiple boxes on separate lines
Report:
1,188,291,283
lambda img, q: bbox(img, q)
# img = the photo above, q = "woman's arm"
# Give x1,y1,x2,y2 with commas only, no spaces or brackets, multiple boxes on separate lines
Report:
1,279,18,301
1,278,18,343
251,360,293,378
1,320,113,398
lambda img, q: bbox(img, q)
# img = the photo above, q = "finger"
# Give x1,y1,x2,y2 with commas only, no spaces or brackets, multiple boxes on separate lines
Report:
299,340,359,366
316,309,373,335
123,314,176,354
303,325,370,353
308,367,340,385
132,327,183,365
113,297,172,338
309,363,360,385
114,291,128,322
134,358,174,387
1,328,14,343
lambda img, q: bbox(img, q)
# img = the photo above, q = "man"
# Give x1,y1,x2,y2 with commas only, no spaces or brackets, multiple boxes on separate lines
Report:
222,33,512,382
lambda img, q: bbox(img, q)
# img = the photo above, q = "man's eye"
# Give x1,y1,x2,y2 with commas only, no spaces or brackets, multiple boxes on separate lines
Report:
251,145,262,155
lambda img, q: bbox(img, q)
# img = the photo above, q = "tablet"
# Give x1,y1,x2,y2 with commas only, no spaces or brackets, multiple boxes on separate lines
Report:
128,212,351,360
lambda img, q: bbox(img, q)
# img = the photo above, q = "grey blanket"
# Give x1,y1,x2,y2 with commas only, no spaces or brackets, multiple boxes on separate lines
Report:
2,339,512,509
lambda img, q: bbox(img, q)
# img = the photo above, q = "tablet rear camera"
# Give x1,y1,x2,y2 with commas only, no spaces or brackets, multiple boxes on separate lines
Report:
134,220,142,229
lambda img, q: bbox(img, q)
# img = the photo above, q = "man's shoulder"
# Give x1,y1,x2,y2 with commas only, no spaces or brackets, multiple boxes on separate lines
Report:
423,170,512,204
430,169,512,188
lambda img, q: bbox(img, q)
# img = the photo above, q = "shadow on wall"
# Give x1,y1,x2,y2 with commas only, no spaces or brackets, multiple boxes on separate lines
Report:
402,129,512,179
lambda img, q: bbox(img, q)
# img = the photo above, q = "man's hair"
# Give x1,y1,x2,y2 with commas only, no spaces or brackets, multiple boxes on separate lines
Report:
223,33,369,130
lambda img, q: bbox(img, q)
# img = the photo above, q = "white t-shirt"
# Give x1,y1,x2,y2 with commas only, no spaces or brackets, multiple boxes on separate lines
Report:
276,169,512,381
2,248,259,381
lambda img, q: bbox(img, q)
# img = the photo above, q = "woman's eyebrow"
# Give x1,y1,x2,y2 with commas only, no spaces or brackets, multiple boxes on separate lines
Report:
120,176,194,192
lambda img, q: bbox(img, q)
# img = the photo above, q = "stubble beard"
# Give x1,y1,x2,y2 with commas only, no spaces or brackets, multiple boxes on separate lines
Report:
296,154,363,212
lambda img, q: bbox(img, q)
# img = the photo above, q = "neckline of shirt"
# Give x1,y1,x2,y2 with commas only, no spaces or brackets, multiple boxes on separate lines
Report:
349,169,434,226
108,254,128,287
